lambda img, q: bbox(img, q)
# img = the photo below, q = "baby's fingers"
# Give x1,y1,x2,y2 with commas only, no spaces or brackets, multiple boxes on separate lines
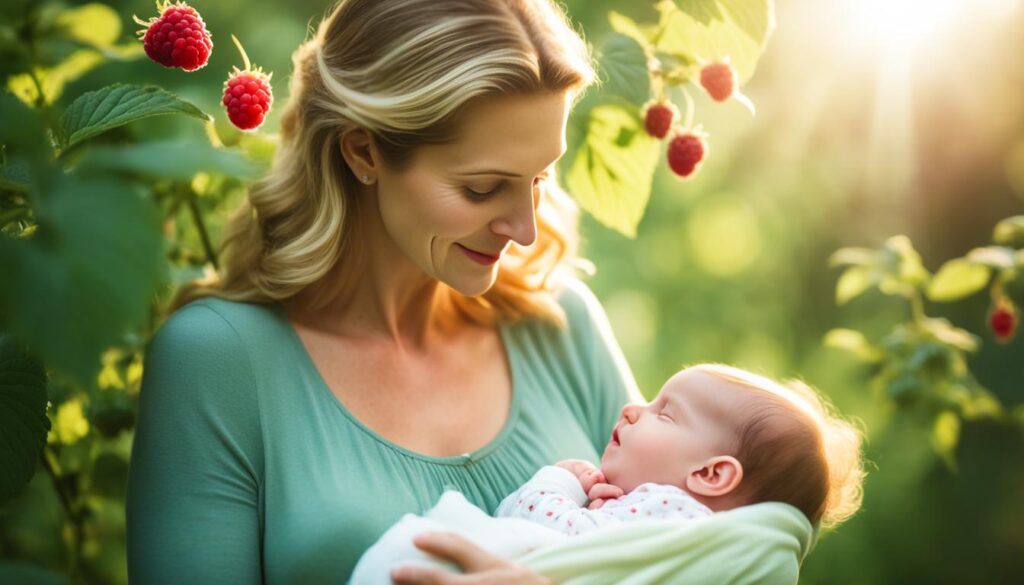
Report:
579,469,605,493
587,498,605,510
587,482,624,501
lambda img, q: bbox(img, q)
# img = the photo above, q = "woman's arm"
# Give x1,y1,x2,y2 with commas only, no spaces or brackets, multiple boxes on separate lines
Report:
126,303,264,583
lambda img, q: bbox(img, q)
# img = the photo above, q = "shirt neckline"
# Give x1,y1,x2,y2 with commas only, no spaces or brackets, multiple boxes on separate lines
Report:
270,302,523,466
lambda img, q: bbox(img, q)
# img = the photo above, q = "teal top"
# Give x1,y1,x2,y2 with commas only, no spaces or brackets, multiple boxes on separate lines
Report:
125,279,637,583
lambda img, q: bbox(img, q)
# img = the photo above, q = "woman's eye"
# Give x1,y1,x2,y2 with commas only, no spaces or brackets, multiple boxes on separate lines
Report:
464,182,503,201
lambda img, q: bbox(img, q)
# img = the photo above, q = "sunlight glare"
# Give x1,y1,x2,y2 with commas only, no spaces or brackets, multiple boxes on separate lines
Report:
843,0,960,54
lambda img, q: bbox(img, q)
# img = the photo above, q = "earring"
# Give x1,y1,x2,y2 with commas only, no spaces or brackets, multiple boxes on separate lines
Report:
361,174,370,184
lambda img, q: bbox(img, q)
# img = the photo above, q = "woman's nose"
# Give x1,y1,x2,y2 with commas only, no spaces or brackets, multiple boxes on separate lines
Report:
490,187,537,247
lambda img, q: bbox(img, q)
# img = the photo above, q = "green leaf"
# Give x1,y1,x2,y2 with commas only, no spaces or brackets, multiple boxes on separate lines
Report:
77,139,260,180
836,265,874,305
58,84,211,152
654,0,774,84
993,215,1024,247
608,11,653,52
598,33,651,106
676,0,775,47
0,563,69,585
7,50,106,107
0,175,166,385
883,235,929,286
0,333,50,505
885,373,922,407
922,318,980,353
966,246,1016,269
927,258,991,302
828,246,875,267
565,104,660,238
55,3,121,48
823,328,882,362
931,410,960,471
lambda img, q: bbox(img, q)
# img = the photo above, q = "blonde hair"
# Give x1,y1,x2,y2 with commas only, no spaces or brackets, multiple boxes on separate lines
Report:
692,364,866,530
169,0,596,327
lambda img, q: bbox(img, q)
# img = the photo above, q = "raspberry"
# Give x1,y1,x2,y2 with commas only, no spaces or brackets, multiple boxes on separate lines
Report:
989,299,1017,343
133,1,213,72
700,61,737,102
667,130,707,178
222,35,273,131
643,100,677,139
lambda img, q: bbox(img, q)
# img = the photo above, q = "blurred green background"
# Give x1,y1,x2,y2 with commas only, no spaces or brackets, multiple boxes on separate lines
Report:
2,0,1023,583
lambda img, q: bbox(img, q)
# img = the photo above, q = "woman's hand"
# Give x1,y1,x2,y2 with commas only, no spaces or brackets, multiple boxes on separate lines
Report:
390,532,552,585
554,459,604,494
586,483,624,510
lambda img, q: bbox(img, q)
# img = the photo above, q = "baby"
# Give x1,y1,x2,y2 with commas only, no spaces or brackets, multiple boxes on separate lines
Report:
495,363,865,533
352,363,864,583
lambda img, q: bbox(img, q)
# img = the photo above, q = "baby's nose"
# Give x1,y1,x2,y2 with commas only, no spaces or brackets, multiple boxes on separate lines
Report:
621,404,640,423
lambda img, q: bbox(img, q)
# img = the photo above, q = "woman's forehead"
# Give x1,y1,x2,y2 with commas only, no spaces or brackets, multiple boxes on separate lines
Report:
432,92,571,175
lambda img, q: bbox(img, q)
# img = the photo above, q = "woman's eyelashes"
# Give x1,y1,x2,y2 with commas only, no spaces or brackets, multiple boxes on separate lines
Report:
463,175,548,202
464,181,505,201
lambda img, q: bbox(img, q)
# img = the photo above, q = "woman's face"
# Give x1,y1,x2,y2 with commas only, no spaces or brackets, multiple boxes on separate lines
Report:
373,91,572,297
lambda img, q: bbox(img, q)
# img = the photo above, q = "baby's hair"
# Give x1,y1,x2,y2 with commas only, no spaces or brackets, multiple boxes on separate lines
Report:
690,364,866,529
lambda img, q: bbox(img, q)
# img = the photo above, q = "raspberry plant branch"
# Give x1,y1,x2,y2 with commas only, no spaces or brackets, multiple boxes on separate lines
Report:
41,446,85,579
185,185,220,270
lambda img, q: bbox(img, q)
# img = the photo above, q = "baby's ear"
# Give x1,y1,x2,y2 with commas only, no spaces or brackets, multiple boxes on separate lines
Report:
685,456,743,498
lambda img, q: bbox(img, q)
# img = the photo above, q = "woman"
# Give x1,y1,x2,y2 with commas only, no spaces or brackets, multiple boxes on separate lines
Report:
126,0,642,582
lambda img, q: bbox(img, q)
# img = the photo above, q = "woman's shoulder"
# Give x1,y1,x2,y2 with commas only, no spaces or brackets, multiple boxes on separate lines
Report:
159,297,281,341
552,275,605,327
150,297,285,367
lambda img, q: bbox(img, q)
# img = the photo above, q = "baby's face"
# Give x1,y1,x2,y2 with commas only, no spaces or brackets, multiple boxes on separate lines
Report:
600,369,748,494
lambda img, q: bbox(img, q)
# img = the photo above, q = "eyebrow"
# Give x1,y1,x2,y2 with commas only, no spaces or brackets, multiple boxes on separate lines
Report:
457,169,523,177
455,149,566,178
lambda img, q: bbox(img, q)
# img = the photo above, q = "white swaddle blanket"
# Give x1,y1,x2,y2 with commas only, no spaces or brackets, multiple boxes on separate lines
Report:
349,490,567,584
349,489,813,585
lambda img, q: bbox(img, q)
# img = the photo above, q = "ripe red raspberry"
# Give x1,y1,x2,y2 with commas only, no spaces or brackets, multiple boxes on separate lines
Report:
700,61,737,102
989,299,1018,343
643,100,677,139
222,35,273,131
133,1,213,72
667,130,708,178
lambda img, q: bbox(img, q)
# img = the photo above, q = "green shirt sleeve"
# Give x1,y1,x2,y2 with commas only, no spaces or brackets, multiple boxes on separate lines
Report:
126,302,265,584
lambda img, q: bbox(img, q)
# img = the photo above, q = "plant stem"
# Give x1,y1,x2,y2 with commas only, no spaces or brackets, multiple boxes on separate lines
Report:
909,290,926,325
186,188,219,270
41,447,84,578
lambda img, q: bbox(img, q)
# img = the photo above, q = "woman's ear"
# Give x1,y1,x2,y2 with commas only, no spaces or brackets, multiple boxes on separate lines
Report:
340,128,377,184
685,456,743,498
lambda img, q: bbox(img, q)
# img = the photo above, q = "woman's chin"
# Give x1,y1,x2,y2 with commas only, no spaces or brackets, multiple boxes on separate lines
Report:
443,272,497,298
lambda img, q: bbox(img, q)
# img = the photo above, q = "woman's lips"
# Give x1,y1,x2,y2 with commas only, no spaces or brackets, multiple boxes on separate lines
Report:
458,244,500,265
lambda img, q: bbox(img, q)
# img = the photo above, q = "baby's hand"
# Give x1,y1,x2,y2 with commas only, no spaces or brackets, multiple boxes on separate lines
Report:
587,483,624,510
555,459,605,494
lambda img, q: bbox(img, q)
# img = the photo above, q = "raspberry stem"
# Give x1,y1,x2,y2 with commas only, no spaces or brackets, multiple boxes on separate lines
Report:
682,88,695,129
231,34,252,72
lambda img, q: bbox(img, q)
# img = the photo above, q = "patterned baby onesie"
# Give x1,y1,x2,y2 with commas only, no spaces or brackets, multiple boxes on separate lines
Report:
494,466,713,536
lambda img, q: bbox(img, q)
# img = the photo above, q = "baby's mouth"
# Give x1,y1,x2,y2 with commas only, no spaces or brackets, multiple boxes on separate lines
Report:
611,426,621,446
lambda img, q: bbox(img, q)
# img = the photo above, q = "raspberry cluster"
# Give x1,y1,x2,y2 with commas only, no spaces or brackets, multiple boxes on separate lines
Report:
133,1,212,72
989,298,1018,343
133,2,273,131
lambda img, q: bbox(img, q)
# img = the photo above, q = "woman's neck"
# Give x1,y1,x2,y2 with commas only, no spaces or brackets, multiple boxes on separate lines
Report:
281,221,466,352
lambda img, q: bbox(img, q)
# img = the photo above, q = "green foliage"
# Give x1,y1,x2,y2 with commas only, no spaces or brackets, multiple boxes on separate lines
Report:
0,5,262,580
564,0,774,237
567,105,661,237
826,221,1024,467
0,334,50,503
58,84,211,153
